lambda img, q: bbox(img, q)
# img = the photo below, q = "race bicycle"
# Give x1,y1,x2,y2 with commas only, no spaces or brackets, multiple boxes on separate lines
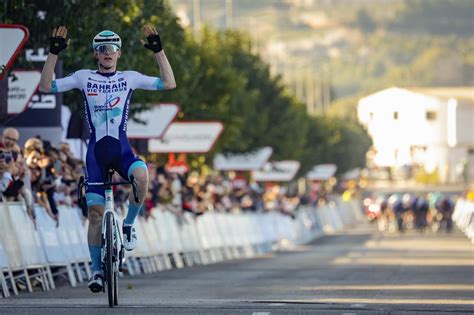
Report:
78,169,139,307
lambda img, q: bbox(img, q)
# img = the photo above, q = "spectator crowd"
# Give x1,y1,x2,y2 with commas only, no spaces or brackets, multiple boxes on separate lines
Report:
1,127,466,233
0,127,85,226
0,128,303,228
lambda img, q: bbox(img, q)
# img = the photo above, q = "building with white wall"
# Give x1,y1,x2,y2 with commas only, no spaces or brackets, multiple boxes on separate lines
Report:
358,87,474,183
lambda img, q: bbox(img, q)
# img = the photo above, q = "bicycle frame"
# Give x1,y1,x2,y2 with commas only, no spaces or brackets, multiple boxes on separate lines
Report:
78,170,139,307
101,185,123,275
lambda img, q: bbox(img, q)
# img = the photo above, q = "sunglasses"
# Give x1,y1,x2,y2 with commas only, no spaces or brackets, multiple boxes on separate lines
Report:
3,136,18,142
95,44,120,54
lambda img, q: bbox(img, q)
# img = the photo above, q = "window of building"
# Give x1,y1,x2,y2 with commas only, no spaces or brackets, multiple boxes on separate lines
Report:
393,111,398,120
426,111,437,121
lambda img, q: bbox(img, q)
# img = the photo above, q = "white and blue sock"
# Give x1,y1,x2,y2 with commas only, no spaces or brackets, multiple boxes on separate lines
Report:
88,245,102,273
124,203,143,226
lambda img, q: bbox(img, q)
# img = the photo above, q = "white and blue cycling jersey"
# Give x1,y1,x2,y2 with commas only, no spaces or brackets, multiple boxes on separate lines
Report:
52,70,164,141
51,70,165,204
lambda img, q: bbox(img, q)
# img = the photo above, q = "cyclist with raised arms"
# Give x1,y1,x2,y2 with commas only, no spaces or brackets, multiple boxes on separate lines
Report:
39,25,176,292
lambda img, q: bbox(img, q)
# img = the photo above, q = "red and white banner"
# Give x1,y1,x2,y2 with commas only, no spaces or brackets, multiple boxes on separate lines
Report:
213,147,273,171
165,153,190,174
306,164,337,181
127,103,179,139
0,24,29,79
7,70,41,114
252,160,301,182
148,121,224,153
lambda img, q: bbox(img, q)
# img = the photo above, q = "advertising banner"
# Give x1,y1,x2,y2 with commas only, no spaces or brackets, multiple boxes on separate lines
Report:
306,164,337,181
0,24,29,78
252,160,301,182
148,121,223,153
127,103,179,139
213,147,273,171
7,70,41,114
6,48,62,128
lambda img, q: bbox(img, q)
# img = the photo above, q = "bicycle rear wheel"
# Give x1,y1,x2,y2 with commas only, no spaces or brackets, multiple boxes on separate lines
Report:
105,212,114,308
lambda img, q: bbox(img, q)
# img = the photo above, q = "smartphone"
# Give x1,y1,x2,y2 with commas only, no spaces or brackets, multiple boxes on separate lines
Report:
53,160,62,174
4,151,12,163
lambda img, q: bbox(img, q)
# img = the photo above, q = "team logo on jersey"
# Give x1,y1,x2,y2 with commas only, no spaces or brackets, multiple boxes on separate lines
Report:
106,95,121,108
86,81,127,93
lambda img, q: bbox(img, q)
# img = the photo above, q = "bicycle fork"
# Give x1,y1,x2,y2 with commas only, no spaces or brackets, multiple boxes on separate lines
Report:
101,188,125,292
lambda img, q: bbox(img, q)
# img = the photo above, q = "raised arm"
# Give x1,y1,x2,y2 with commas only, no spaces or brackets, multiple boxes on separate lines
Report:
141,25,176,90
39,26,70,92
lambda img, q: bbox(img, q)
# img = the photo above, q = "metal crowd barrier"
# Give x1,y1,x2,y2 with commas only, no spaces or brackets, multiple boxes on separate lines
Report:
453,198,474,242
0,198,363,297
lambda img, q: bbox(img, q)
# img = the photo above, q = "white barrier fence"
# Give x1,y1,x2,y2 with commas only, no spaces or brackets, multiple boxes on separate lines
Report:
453,198,474,242
0,199,363,297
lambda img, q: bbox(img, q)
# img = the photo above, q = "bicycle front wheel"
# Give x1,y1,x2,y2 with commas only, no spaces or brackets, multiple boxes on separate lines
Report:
113,266,118,305
105,212,115,308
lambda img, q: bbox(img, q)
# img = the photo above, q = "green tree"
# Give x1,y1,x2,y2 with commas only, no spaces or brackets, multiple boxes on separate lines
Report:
2,0,185,112
2,0,372,175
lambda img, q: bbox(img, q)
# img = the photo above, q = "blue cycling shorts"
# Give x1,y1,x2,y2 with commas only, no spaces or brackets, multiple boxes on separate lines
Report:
85,136,145,204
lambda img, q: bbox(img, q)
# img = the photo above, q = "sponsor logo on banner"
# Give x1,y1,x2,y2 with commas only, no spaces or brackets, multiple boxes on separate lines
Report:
25,48,48,62
7,70,41,114
165,153,190,174
7,48,62,130
148,121,223,153
28,93,56,109
232,175,247,189
213,147,273,171
252,160,301,182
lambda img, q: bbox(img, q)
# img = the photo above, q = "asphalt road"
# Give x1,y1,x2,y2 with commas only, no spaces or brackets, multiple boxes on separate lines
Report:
2,225,473,315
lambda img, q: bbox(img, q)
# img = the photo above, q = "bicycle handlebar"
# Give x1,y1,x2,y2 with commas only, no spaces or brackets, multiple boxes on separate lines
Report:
78,175,140,204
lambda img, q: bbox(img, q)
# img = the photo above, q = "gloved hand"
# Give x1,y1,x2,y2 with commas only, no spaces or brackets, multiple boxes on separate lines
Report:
143,34,163,53
49,36,68,55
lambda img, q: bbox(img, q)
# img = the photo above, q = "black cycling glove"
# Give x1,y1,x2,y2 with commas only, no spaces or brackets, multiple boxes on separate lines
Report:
49,36,68,55
144,34,163,53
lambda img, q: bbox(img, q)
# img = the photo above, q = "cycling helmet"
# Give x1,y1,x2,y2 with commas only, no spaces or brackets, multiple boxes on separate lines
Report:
92,30,122,50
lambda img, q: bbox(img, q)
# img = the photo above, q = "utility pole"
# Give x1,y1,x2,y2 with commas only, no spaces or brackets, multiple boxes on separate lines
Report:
225,0,233,29
320,75,325,113
324,65,331,111
306,66,316,115
314,71,320,114
193,0,201,39
290,62,298,97
296,64,305,101
282,61,291,90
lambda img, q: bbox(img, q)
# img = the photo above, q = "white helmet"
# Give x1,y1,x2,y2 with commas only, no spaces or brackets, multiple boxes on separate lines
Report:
92,30,122,50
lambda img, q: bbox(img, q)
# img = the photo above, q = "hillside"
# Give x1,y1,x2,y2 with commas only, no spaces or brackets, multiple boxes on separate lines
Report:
169,0,474,118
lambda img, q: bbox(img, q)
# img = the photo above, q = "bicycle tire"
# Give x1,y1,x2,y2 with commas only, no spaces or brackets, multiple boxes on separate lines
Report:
105,212,114,308
113,266,118,305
